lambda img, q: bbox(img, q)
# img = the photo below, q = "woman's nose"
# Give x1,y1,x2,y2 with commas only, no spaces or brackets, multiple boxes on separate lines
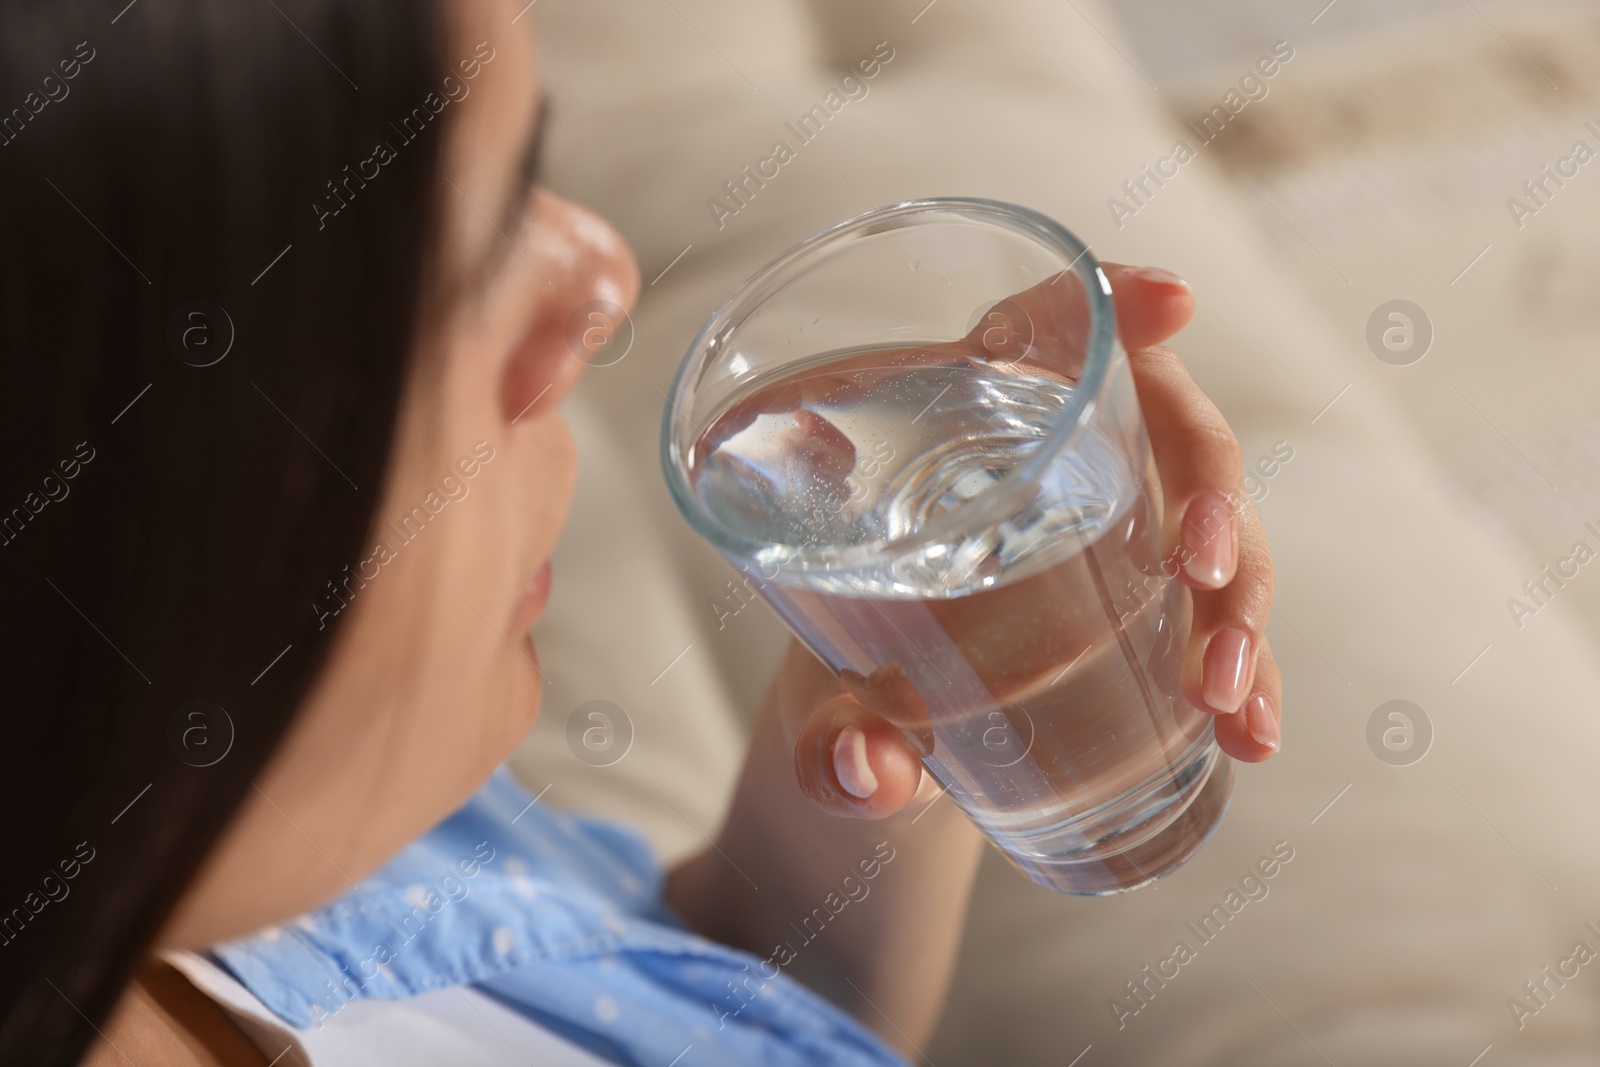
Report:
532,187,639,324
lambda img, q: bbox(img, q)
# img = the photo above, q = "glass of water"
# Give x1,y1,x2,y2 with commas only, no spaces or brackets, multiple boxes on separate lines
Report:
661,198,1232,895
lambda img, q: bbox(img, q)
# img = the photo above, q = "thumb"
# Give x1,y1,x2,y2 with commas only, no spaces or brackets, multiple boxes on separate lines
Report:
793,695,925,819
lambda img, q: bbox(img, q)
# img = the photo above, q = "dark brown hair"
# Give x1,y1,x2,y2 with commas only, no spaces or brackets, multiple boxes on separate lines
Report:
0,1,447,1062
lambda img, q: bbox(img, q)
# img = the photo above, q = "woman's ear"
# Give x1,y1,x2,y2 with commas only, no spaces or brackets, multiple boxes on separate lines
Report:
495,190,639,426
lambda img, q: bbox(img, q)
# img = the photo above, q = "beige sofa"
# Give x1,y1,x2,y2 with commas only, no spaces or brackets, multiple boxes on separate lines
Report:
510,1,1600,1062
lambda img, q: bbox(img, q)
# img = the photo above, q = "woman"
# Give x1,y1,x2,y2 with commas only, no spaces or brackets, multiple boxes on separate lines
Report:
0,0,1280,1063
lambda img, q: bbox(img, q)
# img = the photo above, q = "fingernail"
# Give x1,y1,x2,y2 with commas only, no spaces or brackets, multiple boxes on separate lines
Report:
1244,693,1279,751
1182,491,1236,589
1133,265,1191,290
1202,628,1252,714
833,726,878,799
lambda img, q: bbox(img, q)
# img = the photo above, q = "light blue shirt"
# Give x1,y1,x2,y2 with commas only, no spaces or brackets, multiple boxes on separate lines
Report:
211,770,908,1067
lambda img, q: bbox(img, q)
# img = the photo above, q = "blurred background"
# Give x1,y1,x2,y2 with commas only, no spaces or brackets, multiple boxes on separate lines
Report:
1121,0,1600,645
513,1,1600,1063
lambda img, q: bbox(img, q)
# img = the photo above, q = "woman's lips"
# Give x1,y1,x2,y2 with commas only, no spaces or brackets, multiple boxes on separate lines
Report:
511,560,552,634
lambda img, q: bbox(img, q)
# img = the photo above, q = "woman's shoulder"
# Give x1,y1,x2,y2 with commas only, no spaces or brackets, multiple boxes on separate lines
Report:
204,768,907,1066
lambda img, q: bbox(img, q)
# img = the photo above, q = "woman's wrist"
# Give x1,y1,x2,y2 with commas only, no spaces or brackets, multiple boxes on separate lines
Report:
668,653,984,1049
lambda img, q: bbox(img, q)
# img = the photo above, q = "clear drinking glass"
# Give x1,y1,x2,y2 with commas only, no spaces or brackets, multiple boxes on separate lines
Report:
661,198,1232,895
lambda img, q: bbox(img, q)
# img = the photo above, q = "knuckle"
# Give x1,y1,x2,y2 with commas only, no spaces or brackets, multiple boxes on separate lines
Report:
1131,343,1184,375
1126,343,1190,385
1233,569,1275,630
1202,558,1274,634
1238,519,1275,596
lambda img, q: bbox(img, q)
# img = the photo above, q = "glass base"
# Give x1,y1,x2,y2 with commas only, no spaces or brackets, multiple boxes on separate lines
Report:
998,742,1235,896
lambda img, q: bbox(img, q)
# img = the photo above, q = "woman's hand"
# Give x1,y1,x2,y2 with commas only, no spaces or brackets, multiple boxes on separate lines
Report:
786,262,1281,821
669,263,1280,1054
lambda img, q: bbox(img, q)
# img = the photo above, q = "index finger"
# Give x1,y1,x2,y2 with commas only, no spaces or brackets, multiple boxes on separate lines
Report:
1103,263,1195,350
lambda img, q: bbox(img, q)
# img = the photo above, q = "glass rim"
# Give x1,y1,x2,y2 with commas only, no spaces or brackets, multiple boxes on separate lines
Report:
660,196,1118,573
